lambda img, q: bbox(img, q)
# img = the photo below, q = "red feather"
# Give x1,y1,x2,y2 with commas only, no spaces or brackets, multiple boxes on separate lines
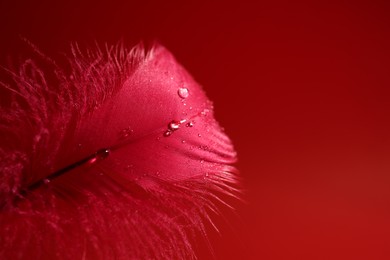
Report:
0,42,239,259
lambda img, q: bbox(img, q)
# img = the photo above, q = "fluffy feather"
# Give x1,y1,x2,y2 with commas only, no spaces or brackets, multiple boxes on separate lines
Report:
0,42,239,259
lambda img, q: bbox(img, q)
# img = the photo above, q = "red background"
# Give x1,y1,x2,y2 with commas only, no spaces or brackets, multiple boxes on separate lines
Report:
1,0,390,259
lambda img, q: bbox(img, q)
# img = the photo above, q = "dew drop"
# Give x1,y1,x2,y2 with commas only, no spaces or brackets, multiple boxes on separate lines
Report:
164,130,172,137
168,120,181,131
186,121,194,127
120,127,133,139
43,179,50,184
201,109,210,116
198,133,202,137
181,140,186,143
177,87,189,99
99,149,111,159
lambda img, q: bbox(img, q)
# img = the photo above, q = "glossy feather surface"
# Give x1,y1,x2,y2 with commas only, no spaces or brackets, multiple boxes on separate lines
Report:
0,44,239,259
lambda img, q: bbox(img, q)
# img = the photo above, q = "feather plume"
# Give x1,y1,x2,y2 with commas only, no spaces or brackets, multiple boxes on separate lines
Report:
0,42,239,259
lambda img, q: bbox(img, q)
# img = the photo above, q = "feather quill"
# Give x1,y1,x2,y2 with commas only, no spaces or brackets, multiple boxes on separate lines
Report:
0,42,239,259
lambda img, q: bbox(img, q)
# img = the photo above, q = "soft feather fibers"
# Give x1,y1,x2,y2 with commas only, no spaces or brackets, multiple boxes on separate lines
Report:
0,42,239,259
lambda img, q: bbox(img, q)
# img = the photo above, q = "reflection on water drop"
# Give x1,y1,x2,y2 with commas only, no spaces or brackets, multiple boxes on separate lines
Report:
198,134,202,137
178,87,189,99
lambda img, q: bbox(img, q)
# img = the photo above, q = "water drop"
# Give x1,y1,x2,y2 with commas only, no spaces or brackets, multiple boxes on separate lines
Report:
164,130,172,137
186,121,194,127
43,179,50,184
198,133,202,137
181,140,186,143
201,109,210,116
168,120,181,131
177,87,189,99
120,127,133,139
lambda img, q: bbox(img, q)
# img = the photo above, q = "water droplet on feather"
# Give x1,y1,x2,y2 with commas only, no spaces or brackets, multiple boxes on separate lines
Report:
120,127,133,139
164,130,172,137
168,121,181,131
178,87,189,99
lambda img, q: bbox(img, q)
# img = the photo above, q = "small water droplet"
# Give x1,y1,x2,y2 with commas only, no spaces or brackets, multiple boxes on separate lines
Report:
201,109,210,116
200,160,205,164
43,179,50,184
164,130,172,137
181,140,186,143
177,87,189,99
88,149,110,165
120,127,133,139
99,149,110,159
198,133,202,137
168,120,181,131
186,121,194,127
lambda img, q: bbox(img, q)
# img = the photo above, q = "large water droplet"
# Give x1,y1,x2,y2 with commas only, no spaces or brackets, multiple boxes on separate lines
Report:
177,87,189,99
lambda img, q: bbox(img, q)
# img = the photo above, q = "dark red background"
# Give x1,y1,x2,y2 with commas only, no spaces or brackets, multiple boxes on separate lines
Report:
1,0,390,259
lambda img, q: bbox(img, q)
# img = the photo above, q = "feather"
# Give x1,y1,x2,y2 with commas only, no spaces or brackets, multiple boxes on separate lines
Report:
0,42,239,259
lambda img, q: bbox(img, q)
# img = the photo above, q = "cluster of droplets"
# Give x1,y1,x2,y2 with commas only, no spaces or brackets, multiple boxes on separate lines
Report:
164,119,186,137
161,85,211,138
119,127,134,140
162,86,193,137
